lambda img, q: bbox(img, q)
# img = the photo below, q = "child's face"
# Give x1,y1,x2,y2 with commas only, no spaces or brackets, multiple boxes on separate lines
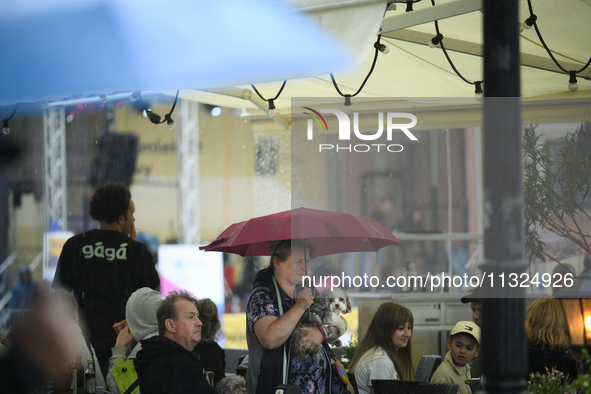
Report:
447,334,479,367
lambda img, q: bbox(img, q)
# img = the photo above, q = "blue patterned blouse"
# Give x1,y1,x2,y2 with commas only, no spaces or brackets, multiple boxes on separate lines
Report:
246,289,330,394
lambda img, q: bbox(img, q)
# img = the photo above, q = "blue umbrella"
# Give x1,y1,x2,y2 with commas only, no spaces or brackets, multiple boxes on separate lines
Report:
0,0,354,103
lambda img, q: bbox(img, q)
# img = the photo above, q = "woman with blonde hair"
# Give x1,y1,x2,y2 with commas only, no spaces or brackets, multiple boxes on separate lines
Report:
348,302,414,394
526,297,577,380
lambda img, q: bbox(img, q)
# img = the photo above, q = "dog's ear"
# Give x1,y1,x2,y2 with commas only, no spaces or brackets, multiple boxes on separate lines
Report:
345,295,352,314
320,296,331,310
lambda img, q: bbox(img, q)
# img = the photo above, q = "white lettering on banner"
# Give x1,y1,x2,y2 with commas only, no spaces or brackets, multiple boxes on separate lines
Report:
353,112,384,140
307,110,418,141
82,242,128,261
387,113,418,141
318,144,404,153
304,107,418,152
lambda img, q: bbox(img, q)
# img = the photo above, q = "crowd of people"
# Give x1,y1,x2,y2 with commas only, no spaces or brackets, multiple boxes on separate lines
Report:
0,181,582,394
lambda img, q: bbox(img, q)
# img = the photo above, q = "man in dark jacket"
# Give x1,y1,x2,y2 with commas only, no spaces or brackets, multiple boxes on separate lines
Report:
135,290,216,394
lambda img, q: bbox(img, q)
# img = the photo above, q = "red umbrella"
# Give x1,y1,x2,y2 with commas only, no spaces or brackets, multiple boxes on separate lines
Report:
200,207,401,258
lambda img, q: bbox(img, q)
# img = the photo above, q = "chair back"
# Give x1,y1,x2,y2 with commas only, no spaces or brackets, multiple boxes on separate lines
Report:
348,372,359,394
224,348,249,374
464,379,484,394
414,355,441,382
415,383,459,394
371,380,421,394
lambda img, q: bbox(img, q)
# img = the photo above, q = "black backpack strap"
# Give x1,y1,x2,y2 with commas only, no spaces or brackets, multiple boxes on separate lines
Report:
123,379,139,394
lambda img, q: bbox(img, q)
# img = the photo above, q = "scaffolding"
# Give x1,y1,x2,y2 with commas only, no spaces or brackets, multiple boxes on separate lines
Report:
43,107,68,231
176,100,200,244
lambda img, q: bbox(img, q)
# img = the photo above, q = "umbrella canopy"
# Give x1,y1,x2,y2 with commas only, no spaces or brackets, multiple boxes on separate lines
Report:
200,207,402,258
0,0,354,104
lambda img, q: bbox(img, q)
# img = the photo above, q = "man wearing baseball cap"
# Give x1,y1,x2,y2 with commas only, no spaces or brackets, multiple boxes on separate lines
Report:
430,321,481,394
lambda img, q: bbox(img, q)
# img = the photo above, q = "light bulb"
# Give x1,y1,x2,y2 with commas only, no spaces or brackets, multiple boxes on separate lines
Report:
268,99,277,117
99,94,108,103
585,316,591,330
474,81,484,102
2,119,9,135
568,83,578,92
568,71,578,92
523,15,537,29
211,106,222,117
518,23,524,33
167,119,175,130
129,90,141,102
374,42,390,54
429,34,443,49
344,95,352,114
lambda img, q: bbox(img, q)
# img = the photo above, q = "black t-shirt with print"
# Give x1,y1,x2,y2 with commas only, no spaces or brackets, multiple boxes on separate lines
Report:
53,229,160,340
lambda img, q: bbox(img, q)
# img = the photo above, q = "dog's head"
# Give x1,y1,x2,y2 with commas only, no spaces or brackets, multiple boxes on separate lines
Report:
321,288,352,314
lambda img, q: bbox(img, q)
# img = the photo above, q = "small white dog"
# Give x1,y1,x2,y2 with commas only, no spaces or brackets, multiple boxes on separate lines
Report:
289,288,351,360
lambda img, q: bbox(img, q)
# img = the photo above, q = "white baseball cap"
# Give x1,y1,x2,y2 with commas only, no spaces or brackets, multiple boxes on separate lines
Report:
450,321,481,345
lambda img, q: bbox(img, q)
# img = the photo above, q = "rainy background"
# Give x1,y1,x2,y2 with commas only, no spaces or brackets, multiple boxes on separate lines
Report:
1,96,590,350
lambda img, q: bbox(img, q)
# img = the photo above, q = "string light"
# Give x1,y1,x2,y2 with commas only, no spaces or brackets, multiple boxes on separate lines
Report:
251,81,286,118
2,104,18,135
568,71,578,92
522,14,537,30
99,94,108,103
474,81,484,102
164,114,175,130
429,1,483,99
429,33,443,49
138,90,179,129
374,42,390,54
268,99,277,117
330,35,384,112
344,95,352,114
522,0,590,93
129,91,141,102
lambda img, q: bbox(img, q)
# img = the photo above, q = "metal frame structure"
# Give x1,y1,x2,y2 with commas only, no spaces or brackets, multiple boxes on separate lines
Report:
43,107,68,231
176,100,200,244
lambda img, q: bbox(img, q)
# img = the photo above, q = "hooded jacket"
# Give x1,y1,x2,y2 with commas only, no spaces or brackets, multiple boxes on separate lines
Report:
10,267,38,309
135,336,216,394
107,287,161,393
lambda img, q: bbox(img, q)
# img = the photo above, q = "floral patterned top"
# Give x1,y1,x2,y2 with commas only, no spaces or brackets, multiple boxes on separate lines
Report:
247,288,330,394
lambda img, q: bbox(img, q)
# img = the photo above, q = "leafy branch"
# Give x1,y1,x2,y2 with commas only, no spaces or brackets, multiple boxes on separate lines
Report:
523,124,591,268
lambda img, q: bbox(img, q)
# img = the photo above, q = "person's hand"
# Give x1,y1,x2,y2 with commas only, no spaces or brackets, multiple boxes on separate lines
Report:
113,319,127,335
297,327,324,353
295,288,314,311
115,325,134,347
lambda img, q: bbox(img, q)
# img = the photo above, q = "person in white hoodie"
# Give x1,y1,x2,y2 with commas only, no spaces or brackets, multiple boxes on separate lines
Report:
50,289,107,392
106,287,162,393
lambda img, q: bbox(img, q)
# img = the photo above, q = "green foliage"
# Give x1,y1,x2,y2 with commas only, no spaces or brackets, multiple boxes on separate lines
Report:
569,348,591,393
523,124,591,264
527,366,573,394
342,335,359,363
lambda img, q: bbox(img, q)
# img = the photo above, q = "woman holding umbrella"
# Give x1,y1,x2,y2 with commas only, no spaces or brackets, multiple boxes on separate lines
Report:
246,239,345,394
